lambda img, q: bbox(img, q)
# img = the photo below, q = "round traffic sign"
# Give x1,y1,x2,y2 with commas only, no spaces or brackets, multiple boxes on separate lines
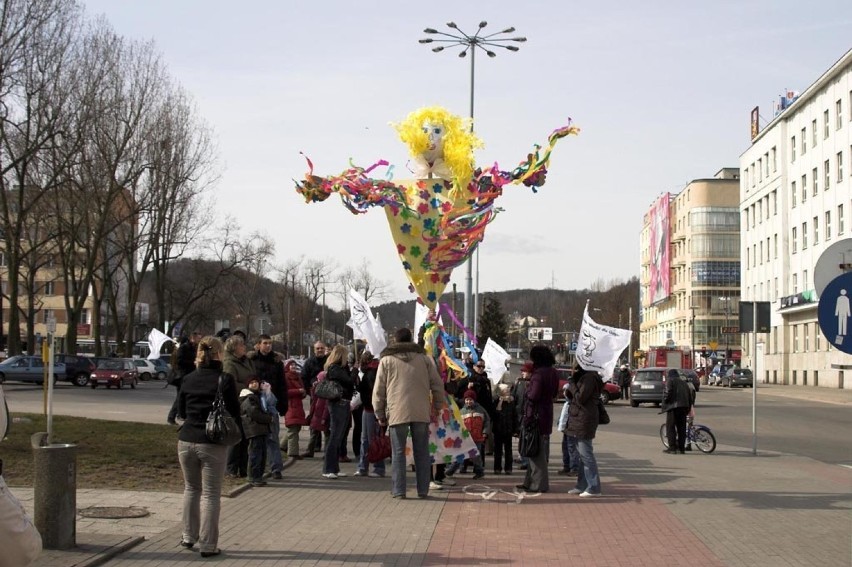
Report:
814,238,852,296
817,272,852,354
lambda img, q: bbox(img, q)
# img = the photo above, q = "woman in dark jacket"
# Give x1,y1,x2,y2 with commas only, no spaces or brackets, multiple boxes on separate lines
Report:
177,335,240,558
322,345,355,479
565,365,603,497
517,345,559,493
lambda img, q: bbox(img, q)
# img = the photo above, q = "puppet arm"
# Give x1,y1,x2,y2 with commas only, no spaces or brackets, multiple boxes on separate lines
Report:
294,155,411,215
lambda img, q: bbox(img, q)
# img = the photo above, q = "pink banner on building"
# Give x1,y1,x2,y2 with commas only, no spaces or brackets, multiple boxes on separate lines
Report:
648,193,671,304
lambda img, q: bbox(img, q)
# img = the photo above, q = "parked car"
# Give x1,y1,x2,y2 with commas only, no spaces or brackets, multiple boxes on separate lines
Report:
554,366,621,404
0,355,65,385
90,359,138,389
55,354,97,387
722,367,754,388
151,358,171,381
681,368,701,392
630,367,670,407
131,358,159,381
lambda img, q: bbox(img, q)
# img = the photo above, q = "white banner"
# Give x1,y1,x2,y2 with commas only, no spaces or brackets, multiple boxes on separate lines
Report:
147,328,174,360
346,289,387,355
481,338,511,386
576,304,631,380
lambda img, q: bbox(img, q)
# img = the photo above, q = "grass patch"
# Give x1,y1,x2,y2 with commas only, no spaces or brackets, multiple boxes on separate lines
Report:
1,413,245,493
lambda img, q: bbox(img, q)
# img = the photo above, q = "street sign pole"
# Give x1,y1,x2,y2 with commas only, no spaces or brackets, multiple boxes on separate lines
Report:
752,301,758,456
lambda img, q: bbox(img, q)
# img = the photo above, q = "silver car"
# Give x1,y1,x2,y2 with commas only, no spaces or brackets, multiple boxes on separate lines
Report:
0,355,66,385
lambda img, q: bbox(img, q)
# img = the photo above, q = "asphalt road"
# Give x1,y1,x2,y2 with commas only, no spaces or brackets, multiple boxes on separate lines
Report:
4,378,850,466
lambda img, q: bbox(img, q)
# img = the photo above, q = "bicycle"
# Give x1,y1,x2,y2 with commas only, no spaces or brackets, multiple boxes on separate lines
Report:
659,416,716,454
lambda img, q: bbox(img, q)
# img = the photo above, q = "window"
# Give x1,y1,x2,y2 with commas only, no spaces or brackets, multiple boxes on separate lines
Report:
774,233,778,258
772,189,778,215
792,226,797,253
791,136,796,161
837,99,843,129
793,273,798,294
804,322,809,352
812,168,818,195
746,248,750,267
759,240,763,264
824,109,830,138
825,160,830,191
42,309,55,324
752,244,756,267
813,216,819,245
764,153,769,177
765,196,770,220
838,151,844,182
840,204,846,235
802,222,808,249
812,119,818,145
42,281,54,295
801,128,807,154
791,180,797,207
772,146,777,172
774,277,778,300
751,204,756,228
793,325,799,353
826,210,832,240
757,200,762,223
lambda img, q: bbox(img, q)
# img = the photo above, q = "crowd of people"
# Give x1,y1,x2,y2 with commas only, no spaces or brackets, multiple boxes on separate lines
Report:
169,330,610,557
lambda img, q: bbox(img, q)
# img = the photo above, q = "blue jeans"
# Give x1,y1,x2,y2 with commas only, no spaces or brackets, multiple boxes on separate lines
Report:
562,434,579,471
266,416,283,473
358,410,386,475
389,422,431,497
324,400,351,474
573,437,601,494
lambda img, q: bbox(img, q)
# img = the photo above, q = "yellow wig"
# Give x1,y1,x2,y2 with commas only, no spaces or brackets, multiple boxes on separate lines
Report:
393,106,484,189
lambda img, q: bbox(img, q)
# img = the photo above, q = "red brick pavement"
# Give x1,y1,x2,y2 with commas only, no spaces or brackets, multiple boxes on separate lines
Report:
426,478,725,567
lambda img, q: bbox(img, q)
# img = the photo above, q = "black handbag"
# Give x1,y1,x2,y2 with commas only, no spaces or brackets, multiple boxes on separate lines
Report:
205,375,242,446
597,398,611,425
314,379,342,401
519,416,541,458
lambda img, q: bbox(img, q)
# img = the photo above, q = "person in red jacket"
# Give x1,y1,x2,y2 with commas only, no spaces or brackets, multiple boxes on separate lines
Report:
282,360,309,461
303,371,330,458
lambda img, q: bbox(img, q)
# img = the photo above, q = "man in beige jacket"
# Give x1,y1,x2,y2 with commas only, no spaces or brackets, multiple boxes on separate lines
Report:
373,328,445,499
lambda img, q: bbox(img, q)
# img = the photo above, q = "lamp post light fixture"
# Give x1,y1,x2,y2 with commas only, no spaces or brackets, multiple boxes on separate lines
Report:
419,21,526,340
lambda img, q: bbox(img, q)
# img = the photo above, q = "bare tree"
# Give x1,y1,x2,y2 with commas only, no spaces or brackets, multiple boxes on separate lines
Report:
0,0,81,354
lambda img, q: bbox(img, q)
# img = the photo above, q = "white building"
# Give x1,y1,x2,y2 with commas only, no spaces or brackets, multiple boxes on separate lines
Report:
740,48,852,388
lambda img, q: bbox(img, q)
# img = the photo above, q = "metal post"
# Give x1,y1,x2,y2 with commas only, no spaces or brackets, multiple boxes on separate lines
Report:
690,304,696,369
752,301,758,455
628,307,633,368
463,46,476,339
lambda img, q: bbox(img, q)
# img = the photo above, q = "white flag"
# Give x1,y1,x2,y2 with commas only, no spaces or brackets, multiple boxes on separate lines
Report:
147,328,174,360
346,289,387,355
576,304,631,380
481,338,511,386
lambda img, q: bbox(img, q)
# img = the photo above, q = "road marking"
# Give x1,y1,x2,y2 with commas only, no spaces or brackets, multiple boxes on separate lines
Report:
839,464,852,470
462,484,542,504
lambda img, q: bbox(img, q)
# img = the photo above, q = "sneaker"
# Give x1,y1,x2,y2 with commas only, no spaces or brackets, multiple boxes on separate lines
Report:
567,470,579,477
272,471,283,480
568,488,583,495
472,473,484,480
392,493,406,499
354,470,366,477
336,472,347,477
429,481,444,490
250,480,267,487
179,540,194,549
439,477,456,486
368,471,385,478
579,491,601,498
556,469,571,475
322,473,338,479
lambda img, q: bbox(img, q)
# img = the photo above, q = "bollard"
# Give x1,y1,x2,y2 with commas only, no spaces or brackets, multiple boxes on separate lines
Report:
31,433,76,549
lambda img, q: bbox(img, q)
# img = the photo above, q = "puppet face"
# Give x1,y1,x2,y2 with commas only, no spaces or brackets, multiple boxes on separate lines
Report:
421,121,445,162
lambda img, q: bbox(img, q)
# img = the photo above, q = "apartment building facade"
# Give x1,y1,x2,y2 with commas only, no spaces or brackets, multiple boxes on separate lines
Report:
639,170,741,368
740,49,852,388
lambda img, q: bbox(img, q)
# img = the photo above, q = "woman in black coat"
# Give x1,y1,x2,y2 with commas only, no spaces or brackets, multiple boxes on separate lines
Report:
517,345,559,493
565,365,603,497
177,336,240,557
322,345,355,479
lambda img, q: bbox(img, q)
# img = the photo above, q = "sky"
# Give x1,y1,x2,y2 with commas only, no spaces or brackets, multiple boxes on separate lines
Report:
83,0,852,308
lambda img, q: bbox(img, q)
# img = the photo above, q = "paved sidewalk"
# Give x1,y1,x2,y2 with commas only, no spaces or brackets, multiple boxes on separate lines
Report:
14,385,852,566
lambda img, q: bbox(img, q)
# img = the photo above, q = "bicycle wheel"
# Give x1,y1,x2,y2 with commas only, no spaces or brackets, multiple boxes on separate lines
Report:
692,427,716,454
659,424,669,449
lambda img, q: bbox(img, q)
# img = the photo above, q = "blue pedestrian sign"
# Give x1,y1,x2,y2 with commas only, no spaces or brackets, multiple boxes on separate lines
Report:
817,272,852,354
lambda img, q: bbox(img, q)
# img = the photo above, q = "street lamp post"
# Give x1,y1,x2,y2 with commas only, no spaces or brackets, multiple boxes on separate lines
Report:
419,21,526,341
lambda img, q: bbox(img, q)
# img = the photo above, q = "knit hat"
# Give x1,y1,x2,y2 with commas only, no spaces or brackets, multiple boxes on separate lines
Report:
521,361,534,373
463,388,477,402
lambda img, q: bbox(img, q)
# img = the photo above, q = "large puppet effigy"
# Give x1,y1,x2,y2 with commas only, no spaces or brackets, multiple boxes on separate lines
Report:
295,106,577,463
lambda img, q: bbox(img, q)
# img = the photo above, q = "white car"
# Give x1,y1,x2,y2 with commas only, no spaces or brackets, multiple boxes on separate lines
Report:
131,358,159,381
